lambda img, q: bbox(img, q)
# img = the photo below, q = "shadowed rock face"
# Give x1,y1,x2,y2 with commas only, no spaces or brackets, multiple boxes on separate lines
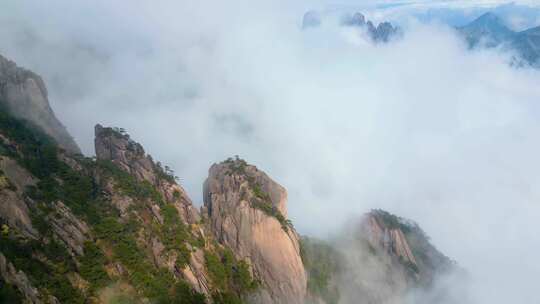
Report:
307,210,461,304
358,210,455,287
0,253,42,304
0,55,80,154
362,212,418,268
0,156,39,239
203,158,307,304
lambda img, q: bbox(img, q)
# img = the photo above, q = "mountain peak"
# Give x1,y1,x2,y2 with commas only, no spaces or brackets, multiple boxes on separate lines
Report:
458,12,514,48
0,54,80,154
475,12,500,23
204,157,306,303
463,12,511,33
342,12,400,42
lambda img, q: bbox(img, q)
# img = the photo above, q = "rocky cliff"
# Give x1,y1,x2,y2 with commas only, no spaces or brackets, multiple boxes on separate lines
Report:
302,210,458,304
94,124,200,225
0,57,460,304
203,157,307,304
0,55,80,154
359,210,454,287
0,107,261,303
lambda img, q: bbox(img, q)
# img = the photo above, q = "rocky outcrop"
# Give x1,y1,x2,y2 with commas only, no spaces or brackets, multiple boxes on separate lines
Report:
342,12,400,42
0,54,460,303
302,11,400,42
181,248,212,296
160,179,200,225
0,55,80,154
0,156,38,239
204,157,307,304
94,124,200,224
357,210,455,288
94,124,210,299
0,253,42,303
0,189,38,239
361,211,418,268
306,210,458,304
95,124,157,184
47,201,90,256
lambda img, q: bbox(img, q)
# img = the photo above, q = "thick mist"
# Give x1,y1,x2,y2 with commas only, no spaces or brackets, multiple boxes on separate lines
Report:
1,1,540,303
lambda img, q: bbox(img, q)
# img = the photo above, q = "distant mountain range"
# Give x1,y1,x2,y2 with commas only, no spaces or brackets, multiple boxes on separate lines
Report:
0,54,460,303
458,12,540,68
302,11,401,43
302,10,540,68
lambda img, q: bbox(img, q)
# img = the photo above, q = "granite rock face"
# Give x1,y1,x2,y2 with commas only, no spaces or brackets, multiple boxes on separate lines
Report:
0,253,43,304
94,124,158,184
204,158,307,304
334,210,457,303
361,211,418,268
0,55,80,154
47,201,90,256
94,124,200,224
0,55,462,304
0,156,38,239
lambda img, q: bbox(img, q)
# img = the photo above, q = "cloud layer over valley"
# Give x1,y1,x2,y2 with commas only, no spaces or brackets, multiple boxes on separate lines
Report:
1,1,540,303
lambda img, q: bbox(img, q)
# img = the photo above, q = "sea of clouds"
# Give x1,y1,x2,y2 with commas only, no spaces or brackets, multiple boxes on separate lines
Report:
1,0,539,303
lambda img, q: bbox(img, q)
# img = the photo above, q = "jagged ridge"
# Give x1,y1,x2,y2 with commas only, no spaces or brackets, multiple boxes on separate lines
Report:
0,57,460,304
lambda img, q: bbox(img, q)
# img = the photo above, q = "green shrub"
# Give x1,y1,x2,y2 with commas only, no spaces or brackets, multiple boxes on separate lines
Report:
97,160,164,204
205,248,257,302
222,157,291,232
0,235,84,303
0,280,23,304
205,251,229,290
94,217,125,242
212,291,243,304
160,204,192,267
172,281,206,304
93,216,189,302
300,237,341,304
79,242,110,291
233,261,258,292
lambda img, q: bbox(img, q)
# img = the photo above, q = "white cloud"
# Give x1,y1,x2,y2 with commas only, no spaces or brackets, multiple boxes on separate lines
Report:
1,1,540,303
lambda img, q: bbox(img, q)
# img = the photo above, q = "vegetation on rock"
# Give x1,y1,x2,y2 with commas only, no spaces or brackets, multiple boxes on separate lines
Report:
205,247,258,304
300,237,341,304
224,156,292,232
0,107,206,303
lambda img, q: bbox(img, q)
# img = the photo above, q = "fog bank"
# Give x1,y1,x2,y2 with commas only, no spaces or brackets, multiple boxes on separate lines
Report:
1,1,540,303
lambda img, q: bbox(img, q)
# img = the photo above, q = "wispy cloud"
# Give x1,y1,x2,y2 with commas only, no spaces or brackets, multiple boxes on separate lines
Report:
1,1,539,303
